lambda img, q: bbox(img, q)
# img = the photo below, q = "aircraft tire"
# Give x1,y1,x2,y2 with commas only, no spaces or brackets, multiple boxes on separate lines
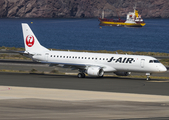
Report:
99,75,104,78
146,77,151,81
78,73,85,78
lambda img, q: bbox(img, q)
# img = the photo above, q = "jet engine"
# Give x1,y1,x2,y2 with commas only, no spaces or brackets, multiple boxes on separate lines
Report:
86,67,104,77
114,72,131,76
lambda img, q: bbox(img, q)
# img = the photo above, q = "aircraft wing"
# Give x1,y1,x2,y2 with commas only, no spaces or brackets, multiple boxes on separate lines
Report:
41,61,104,70
41,61,117,72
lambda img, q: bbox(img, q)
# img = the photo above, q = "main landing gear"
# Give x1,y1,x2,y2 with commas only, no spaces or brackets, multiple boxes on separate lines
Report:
77,73,86,78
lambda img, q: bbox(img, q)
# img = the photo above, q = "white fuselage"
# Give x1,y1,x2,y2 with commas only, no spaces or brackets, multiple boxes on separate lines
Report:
32,50,167,73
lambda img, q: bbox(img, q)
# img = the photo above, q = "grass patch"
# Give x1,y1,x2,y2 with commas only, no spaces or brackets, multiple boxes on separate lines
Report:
116,75,169,80
0,53,31,60
30,68,38,73
159,59,169,66
49,69,65,75
0,46,25,51
29,68,64,75
0,69,28,73
50,69,59,73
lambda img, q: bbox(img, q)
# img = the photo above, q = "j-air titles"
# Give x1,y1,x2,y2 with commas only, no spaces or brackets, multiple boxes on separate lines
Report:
108,57,134,63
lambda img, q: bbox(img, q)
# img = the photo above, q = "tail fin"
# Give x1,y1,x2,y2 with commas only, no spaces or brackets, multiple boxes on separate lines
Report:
22,23,49,54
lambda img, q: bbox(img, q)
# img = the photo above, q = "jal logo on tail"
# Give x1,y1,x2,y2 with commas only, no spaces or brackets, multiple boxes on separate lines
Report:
26,35,35,47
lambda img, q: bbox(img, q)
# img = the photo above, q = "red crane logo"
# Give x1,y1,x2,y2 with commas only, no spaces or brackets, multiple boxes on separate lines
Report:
26,35,35,47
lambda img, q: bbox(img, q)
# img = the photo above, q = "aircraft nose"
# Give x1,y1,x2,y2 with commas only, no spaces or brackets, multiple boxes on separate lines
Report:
159,65,167,72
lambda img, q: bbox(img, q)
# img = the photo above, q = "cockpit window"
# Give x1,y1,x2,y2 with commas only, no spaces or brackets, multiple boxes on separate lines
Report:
149,60,153,63
149,60,160,63
154,60,160,63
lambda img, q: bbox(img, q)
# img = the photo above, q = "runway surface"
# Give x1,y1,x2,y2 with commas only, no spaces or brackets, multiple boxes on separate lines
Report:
1,72,169,95
1,60,169,119
1,72,169,120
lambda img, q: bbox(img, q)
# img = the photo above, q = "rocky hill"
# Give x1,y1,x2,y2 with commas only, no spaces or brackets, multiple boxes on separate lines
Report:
0,0,169,18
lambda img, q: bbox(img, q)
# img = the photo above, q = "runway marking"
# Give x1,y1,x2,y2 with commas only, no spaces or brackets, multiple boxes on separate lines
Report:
0,86,11,91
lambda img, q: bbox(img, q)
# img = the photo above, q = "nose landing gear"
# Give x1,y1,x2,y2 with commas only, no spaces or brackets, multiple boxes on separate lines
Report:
146,73,151,81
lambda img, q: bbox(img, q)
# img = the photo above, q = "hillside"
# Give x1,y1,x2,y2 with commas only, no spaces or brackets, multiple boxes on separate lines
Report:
0,0,169,18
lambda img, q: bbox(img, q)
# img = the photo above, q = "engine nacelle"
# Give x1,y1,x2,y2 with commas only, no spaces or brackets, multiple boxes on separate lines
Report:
114,72,131,76
86,67,104,77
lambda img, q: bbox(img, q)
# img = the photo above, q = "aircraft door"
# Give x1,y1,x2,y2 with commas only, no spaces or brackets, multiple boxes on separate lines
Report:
140,59,145,68
45,53,49,62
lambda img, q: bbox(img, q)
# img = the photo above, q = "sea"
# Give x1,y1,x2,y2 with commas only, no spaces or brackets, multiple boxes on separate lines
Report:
0,18,169,53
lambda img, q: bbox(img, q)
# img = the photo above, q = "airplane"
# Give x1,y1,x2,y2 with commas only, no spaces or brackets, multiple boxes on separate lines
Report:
21,23,167,80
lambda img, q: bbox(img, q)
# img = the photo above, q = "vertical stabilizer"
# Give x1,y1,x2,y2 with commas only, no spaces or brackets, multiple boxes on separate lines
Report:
22,23,49,54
